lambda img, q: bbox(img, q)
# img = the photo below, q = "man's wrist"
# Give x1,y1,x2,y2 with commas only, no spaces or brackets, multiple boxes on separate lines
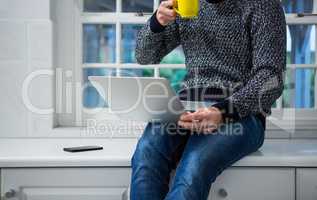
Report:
212,99,241,123
208,106,224,124
150,10,166,33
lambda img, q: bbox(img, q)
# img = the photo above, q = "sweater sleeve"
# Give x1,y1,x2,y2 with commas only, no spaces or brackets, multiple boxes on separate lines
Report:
135,11,181,65
213,0,286,118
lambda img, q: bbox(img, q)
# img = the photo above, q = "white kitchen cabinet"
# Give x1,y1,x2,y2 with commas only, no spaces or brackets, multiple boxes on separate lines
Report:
0,167,297,200
1,168,130,200
296,168,317,200
208,168,295,200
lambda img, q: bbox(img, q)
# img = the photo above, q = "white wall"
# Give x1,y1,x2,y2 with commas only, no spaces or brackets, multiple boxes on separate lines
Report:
0,0,53,137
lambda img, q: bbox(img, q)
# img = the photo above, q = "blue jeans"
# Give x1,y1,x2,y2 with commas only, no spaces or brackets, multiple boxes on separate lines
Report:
130,115,265,200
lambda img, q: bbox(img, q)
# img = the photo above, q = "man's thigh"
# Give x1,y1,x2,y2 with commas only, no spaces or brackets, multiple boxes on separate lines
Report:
174,115,265,181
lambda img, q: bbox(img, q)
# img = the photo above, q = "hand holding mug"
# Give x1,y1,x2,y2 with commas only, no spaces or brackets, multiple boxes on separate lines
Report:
156,0,177,26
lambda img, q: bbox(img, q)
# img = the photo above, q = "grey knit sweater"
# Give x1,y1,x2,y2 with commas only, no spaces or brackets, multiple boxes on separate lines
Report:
135,0,286,123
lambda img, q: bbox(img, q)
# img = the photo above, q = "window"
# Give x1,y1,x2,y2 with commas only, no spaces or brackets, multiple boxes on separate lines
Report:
268,0,317,132
281,0,316,109
78,0,185,128
59,0,317,135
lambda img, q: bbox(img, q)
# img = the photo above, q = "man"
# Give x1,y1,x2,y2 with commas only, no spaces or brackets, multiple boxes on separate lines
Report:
130,0,286,199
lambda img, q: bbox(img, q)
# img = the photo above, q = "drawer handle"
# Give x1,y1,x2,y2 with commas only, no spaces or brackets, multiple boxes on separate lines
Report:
218,188,228,198
5,189,16,199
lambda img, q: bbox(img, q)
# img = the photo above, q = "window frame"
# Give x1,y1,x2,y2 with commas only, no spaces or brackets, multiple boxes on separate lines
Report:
55,0,317,138
267,13,317,135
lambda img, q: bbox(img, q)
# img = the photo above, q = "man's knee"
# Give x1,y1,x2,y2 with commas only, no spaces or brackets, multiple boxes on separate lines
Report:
174,151,222,186
131,136,155,168
131,122,167,165
131,122,182,169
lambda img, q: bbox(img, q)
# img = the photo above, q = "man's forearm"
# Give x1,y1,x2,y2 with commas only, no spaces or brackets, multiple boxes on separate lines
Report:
135,4,181,65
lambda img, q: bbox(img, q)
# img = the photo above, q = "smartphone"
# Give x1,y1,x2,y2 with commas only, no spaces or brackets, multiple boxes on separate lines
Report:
63,145,103,153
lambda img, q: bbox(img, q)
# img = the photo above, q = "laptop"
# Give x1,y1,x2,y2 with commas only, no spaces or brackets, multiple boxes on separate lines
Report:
89,76,216,123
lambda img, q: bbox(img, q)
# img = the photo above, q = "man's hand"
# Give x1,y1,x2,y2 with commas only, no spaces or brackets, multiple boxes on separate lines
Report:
178,107,223,134
156,0,177,26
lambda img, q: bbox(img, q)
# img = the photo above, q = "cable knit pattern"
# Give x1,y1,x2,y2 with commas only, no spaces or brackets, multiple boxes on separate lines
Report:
135,0,286,118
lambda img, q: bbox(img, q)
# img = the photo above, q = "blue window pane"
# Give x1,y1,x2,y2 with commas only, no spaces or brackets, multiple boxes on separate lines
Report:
159,68,187,92
83,24,116,63
281,0,313,13
122,0,153,12
120,69,154,77
282,68,316,108
161,46,185,64
295,68,315,108
287,25,315,64
121,24,144,63
121,24,185,64
83,68,116,108
84,0,116,12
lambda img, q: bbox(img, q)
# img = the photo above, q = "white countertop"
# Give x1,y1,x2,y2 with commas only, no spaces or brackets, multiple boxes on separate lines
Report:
0,138,317,168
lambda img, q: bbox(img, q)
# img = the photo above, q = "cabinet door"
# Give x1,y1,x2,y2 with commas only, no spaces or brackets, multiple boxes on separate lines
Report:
1,168,130,200
297,168,317,200
20,187,128,200
208,168,295,200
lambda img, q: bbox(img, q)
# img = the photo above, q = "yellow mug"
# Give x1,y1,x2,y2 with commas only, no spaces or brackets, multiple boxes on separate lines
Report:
173,0,199,18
